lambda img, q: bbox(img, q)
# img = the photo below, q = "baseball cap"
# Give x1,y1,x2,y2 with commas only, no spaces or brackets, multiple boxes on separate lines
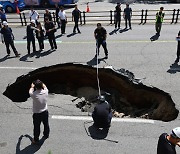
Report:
171,127,180,138
3,21,8,26
31,20,36,24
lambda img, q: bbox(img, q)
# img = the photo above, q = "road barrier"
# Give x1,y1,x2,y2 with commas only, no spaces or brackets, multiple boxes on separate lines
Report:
6,9,180,26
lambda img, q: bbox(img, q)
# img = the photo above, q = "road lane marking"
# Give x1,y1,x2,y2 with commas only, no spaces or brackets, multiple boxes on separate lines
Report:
0,40,176,45
51,115,155,124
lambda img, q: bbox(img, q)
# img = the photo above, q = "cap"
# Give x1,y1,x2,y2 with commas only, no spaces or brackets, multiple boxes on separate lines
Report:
0,4,3,8
31,20,36,24
3,21,8,26
171,127,180,138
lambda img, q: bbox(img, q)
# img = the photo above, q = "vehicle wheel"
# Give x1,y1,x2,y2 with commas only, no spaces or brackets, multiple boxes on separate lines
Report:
5,6,14,13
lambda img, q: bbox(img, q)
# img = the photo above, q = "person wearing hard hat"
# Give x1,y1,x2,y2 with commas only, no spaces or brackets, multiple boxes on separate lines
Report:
1,21,20,57
92,95,112,129
157,127,180,154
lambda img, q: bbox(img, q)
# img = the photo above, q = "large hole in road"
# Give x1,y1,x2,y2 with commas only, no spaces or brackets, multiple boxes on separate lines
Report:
3,63,179,122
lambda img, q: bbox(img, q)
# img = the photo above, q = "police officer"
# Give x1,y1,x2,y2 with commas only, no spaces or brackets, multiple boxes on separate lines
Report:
94,23,108,59
1,21,20,57
155,7,165,36
92,96,112,129
175,31,180,63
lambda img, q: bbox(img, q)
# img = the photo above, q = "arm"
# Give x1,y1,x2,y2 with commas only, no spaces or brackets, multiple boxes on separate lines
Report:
29,83,35,96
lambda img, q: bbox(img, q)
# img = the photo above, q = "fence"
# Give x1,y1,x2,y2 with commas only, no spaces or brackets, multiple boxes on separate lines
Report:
5,9,180,26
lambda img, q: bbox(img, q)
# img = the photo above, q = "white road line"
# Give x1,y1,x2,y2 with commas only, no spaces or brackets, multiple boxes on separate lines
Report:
0,67,37,70
51,115,155,124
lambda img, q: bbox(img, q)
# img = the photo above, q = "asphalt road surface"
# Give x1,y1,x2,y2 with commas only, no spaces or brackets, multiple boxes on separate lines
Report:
0,4,180,154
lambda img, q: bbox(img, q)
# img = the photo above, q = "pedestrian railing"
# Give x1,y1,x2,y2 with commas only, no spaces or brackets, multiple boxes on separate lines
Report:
5,9,180,26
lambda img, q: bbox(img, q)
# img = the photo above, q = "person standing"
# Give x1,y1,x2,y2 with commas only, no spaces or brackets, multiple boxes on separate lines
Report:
72,5,81,33
157,127,180,154
58,6,67,35
92,96,112,129
114,3,121,30
94,23,108,59
29,80,50,144
29,6,39,24
44,18,57,50
155,7,165,36
123,4,132,29
175,31,180,63
26,20,36,55
44,9,52,22
55,3,60,28
1,21,20,57
35,22,45,51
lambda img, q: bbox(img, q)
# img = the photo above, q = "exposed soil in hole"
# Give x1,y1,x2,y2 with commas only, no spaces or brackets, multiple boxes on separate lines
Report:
3,63,179,122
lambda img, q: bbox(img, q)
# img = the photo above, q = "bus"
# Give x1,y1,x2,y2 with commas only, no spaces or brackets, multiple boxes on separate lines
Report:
24,0,78,7
0,0,25,13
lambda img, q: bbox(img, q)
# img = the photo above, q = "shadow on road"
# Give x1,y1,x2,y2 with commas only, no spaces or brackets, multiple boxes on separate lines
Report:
87,56,106,66
0,55,18,62
16,134,46,154
167,62,180,74
119,28,129,33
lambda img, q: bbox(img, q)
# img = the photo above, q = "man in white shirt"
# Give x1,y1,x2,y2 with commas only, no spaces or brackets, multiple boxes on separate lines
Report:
58,6,67,34
29,6,39,24
29,79,50,144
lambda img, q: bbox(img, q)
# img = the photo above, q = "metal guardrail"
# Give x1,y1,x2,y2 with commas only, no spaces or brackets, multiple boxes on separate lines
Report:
4,9,180,26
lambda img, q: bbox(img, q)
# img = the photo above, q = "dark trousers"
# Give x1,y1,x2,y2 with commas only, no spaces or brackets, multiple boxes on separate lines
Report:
125,17,131,29
175,42,180,62
115,16,121,28
27,39,36,54
73,20,80,33
60,19,66,34
96,40,108,56
5,41,18,55
48,35,57,49
92,112,112,128
56,17,60,28
155,22,162,34
33,110,50,142
37,37,44,50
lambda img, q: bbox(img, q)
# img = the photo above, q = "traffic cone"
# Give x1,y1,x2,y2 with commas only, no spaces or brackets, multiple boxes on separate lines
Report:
16,6,20,14
86,3,90,12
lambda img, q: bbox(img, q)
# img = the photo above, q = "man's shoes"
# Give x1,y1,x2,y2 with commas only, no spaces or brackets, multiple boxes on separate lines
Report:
7,54,10,57
16,53,21,57
104,55,108,59
43,135,49,140
78,31,81,34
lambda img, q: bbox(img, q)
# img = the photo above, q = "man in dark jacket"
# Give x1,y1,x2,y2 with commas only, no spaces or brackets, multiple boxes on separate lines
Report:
26,20,36,55
123,4,132,29
1,21,20,57
94,23,108,59
157,127,180,154
72,5,81,33
44,18,57,50
92,96,112,129
114,3,121,30
44,9,52,22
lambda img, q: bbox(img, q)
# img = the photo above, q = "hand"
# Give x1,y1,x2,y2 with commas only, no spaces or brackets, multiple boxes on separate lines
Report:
177,142,180,147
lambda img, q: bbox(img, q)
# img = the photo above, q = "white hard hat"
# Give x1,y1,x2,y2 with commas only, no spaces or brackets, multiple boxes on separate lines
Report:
3,21,8,26
31,20,36,24
0,4,3,8
171,127,180,138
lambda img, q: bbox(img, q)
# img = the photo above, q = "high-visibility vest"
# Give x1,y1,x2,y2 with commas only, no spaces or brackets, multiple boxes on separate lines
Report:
156,12,164,23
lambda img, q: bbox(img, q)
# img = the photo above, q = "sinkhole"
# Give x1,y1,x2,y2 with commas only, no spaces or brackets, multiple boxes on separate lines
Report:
3,63,179,122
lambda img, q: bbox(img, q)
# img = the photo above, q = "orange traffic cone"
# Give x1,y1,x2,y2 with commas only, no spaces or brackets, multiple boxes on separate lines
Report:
16,6,20,14
86,3,90,12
